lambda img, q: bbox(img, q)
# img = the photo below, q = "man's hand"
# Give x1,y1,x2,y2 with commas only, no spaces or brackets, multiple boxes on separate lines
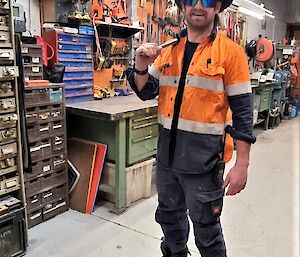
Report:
223,164,248,196
135,43,161,70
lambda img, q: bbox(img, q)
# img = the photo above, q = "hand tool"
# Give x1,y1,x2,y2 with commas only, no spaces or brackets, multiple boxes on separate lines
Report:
139,38,178,57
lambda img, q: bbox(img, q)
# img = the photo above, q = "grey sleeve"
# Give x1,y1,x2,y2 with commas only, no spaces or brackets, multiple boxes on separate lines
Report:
125,67,159,101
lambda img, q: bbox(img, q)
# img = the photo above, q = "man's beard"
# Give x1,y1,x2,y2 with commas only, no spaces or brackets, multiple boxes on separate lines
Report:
185,14,214,32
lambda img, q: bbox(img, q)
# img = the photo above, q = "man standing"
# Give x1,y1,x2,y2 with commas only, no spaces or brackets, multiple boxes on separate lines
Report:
126,0,256,256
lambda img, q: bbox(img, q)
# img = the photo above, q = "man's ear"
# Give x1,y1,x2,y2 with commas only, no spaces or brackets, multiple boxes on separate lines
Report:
214,1,222,13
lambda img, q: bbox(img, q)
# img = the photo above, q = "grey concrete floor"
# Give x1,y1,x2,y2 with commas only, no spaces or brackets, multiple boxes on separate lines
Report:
26,116,300,257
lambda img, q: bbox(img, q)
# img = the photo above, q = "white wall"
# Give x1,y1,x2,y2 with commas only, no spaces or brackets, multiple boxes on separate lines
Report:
243,0,288,42
286,0,300,24
15,0,41,36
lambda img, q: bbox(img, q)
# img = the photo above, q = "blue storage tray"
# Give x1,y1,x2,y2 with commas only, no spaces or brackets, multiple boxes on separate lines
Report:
79,26,95,36
64,80,93,86
58,52,93,60
58,34,93,43
59,60,93,68
65,87,93,95
64,71,93,78
58,43,92,52
66,94,94,103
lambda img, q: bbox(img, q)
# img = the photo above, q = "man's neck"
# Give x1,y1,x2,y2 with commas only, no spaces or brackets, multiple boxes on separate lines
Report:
187,23,214,43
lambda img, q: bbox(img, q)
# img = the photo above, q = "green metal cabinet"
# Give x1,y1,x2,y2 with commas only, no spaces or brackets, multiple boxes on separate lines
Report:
66,95,158,212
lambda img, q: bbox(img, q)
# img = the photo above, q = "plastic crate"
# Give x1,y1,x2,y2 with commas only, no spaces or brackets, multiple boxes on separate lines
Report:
101,158,155,207
0,208,26,257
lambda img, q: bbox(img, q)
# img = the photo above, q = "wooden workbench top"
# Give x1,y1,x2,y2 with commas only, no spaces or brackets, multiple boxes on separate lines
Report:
66,94,158,121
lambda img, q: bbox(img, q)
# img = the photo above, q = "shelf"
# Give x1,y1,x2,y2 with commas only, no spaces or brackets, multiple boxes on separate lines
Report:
110,57,129,60
95,21,144,39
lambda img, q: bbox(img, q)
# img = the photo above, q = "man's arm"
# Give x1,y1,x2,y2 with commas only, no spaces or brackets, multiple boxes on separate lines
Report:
223,45,256,196
125,43,161,100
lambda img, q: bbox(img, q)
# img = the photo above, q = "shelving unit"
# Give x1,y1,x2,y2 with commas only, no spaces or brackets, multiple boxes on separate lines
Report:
0,0,27,256
23,83,68,228
43,30,94,103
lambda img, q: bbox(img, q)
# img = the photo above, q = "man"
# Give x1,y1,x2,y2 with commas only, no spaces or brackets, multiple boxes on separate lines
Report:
126,0,256,256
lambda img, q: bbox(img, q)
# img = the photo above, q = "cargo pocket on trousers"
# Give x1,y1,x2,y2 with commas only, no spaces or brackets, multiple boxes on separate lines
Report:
196,188,225,225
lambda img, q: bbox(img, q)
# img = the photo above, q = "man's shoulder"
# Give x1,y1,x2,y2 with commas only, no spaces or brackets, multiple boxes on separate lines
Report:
217,32,245,54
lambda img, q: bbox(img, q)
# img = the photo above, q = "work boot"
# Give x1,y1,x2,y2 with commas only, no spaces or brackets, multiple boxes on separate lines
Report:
161,242,190,257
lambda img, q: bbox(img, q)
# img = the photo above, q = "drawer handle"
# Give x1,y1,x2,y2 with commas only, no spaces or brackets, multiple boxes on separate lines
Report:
133,122,157,129
31,199,38,204
43,192,53,199
132,135,154,143
30,212,41,220
132,115,158,123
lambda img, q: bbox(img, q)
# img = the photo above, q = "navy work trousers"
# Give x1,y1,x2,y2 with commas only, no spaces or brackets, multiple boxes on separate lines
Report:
155,162,227,257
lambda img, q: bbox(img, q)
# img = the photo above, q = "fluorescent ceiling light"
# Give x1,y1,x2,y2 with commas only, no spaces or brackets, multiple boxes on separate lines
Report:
238,6,264,20
265,13,275,18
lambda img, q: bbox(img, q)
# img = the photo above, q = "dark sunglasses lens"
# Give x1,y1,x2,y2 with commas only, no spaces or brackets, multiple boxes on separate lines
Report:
183,0,216,7
183,0,197,6
201,0,216,8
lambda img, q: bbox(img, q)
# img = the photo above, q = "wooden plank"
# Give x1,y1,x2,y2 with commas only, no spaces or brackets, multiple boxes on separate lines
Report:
68,138,96,213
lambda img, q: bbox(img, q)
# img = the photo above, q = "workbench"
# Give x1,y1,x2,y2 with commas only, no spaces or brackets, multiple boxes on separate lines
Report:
66,95,158,212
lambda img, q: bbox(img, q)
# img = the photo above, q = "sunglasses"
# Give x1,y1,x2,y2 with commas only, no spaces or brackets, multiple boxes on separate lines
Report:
183,0,216,8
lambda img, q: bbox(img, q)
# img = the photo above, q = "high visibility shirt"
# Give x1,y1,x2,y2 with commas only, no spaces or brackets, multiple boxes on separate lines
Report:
126,29,255,174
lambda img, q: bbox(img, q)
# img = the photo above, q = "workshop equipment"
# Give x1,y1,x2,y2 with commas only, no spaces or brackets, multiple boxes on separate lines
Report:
139,38,178,57
256,38,274,62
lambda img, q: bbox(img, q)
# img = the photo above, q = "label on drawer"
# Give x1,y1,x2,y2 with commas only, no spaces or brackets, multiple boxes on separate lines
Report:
22,47,29,54
32,57,40,64
6,178,17,188
43,165,51,172
32,66,40,73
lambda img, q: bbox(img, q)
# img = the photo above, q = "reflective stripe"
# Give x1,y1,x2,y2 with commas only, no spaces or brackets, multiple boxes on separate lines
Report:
160,75,180,87
186,75,224,92
226,82,252,96
149,65,160,80
158,114,225,135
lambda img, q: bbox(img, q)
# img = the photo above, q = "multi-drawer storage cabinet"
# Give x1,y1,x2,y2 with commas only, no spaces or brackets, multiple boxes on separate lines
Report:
0,0,27,255
21,44,43,81
24,83,68,228
43,30,94,103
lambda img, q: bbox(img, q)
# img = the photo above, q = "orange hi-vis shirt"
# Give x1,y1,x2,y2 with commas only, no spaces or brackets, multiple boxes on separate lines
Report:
126,30,254,174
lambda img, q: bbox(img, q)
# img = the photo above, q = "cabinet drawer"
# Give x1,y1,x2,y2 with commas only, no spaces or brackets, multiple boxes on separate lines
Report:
127,113,158,165
0,97,15,113
0,127,16,143
0,113,17,129
0,81,14,97
0,49,14,63
0,66,18,79
259,98,270,112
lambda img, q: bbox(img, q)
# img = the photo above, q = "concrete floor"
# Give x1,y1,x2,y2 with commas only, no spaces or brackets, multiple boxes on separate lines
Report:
26,116,300,257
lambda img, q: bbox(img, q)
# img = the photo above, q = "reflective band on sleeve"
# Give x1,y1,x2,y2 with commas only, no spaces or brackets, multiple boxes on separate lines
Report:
226,82,252,96
158,114,225,135
186,75,224,92
159,75,180,87
148,65,160,80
